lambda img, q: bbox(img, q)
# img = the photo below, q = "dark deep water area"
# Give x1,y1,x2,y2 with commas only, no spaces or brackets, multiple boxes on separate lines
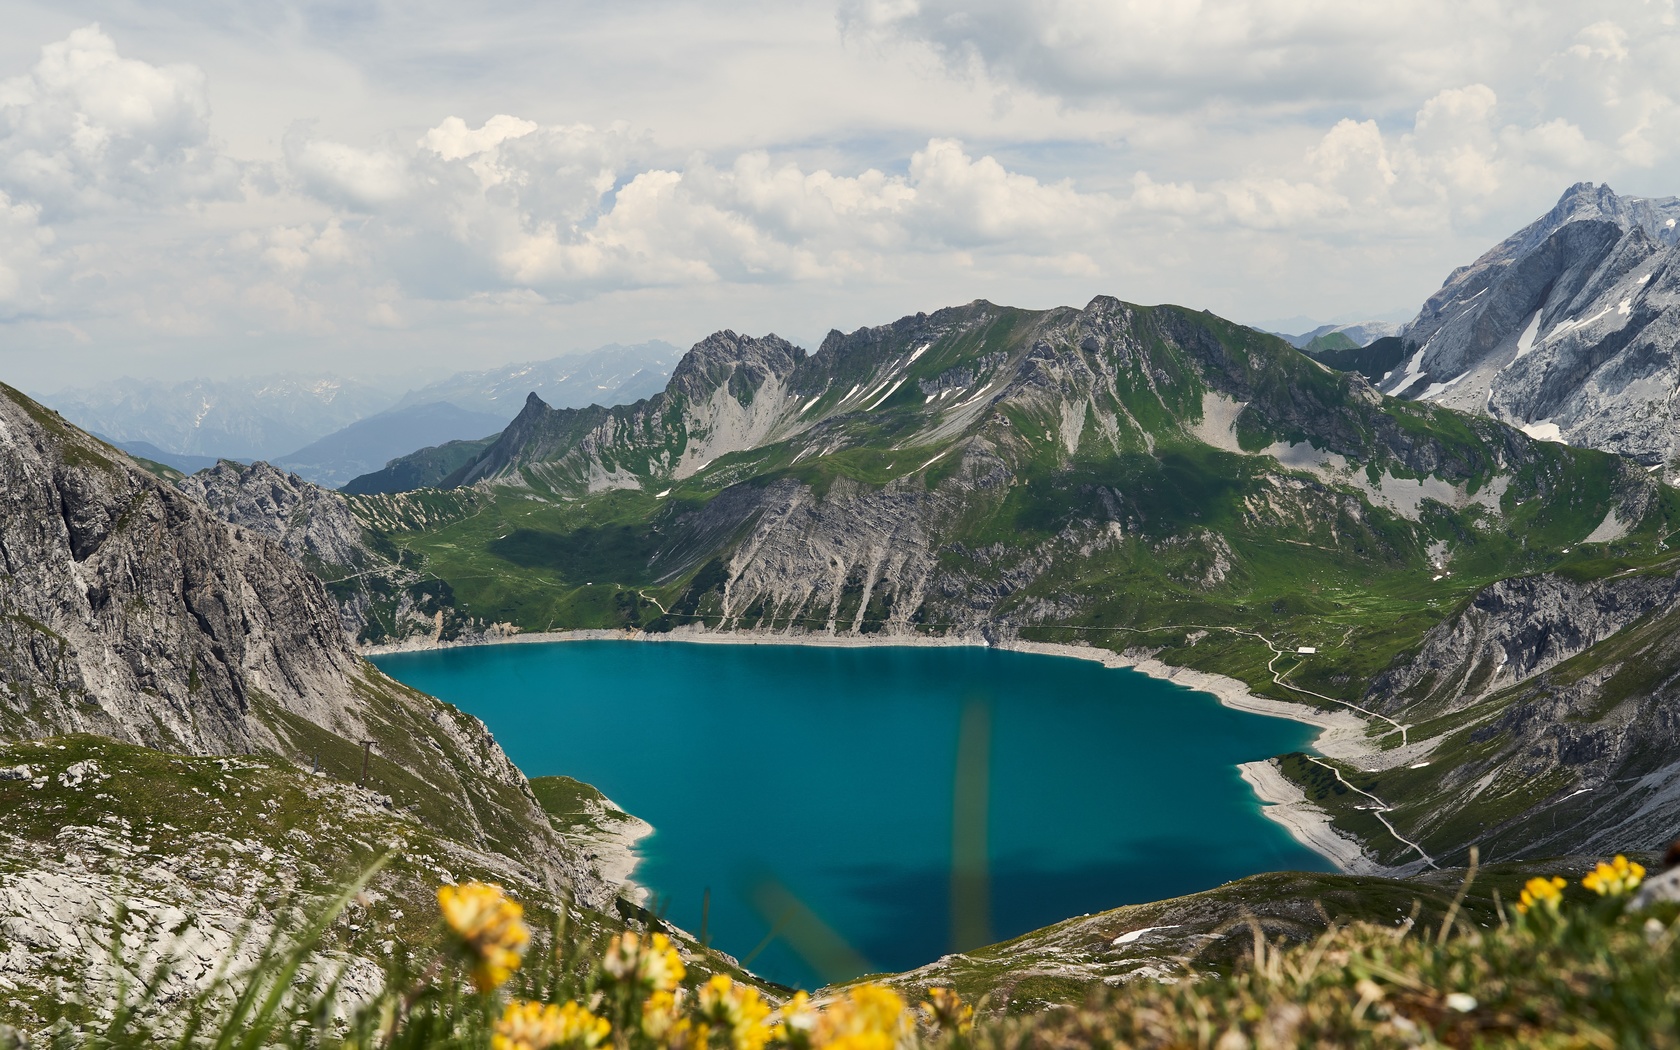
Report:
373,640,1330,989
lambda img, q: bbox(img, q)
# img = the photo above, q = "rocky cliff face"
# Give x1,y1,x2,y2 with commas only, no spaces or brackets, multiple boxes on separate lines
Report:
1366,560,1678,720
0,387,364,752
176,459,372,571
172,459,485,645
1284,554,1680,867
0,382,607,907
1382,182,1680,466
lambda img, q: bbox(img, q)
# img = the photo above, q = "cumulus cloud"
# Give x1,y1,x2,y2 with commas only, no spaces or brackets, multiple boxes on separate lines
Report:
838,0,1474,112
0,25,239,217
838,0,1680,230
5,7,1680,390
276,120,1128,294
0,190,53,315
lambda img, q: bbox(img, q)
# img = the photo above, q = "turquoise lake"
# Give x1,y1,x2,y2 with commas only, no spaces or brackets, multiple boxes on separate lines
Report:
372,641,1330,989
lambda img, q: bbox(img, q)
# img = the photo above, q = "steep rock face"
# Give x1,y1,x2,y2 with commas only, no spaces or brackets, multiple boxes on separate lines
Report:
450,333,806,491
177,460,371,571
1367,564,1680,719
1344,558,1680,864
1383,182,1680,465
175,459,488,645
0,388,363,751
0,383,607,906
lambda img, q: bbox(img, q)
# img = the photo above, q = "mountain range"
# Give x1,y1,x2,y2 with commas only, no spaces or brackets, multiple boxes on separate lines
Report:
41,342,681,487
390,341,680,419
50,375,392,462
1380,182,1680,466
12,182,1680,1018
1279,320,1401,351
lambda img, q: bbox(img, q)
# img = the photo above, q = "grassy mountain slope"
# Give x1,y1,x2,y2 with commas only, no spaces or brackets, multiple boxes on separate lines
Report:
871,857,1604,1012
343,434,501,494
0,734,766,1029
361,297,1660,692
0,383,712,1016
341,294,1680,883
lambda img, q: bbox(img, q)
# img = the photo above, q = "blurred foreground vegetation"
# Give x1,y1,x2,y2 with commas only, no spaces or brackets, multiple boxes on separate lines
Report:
11,852,1680,1049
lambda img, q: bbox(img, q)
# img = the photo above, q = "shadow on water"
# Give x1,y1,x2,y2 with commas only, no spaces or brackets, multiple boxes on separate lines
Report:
829,834,1272,975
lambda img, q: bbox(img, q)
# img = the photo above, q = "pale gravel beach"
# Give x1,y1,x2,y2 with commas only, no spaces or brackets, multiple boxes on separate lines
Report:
363,625,1395,874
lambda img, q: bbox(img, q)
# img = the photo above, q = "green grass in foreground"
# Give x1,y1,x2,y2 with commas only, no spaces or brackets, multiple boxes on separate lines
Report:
16,852,1680,1048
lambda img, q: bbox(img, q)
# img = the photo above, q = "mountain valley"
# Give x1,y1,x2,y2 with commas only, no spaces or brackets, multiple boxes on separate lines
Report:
321,291,1680,887
0,383,759,1024
9,185,1680,1019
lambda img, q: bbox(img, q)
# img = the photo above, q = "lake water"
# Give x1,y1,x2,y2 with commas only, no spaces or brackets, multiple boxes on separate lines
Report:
372,641,1329,989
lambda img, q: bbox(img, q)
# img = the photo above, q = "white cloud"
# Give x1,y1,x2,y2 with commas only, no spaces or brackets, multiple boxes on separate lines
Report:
0,25,239,217
277,121,1125,293
0,190,53,315
838,0,1475,112
3,7,1680,392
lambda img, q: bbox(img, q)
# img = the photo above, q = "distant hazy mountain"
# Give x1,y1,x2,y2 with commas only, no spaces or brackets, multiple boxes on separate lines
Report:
45,375,395,461
394,342,680,422
336,342,683,493
103,439,231,475
1280,321,1400,349
341,434,500,495
1379,182,1680,463
274,401,505,487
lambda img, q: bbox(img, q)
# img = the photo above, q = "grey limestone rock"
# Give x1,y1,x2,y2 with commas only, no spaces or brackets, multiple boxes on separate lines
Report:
1384,182,1680,467
0,382,609,909
176,459,371,571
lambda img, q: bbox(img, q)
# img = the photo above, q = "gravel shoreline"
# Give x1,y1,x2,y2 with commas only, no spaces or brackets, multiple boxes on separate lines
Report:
363,626,1389,874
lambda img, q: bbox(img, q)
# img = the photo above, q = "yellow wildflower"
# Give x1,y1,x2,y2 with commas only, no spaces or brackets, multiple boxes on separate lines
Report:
814,984,907,1050
437,882,529,991
1516,875,1568,915
774,991,819,1049
642,989,684,1042
492,1000,610,1050
602,930,686,994
1583,855,1646,897
671,1021,709,1050
697,975,773,1050
921,988,973,1035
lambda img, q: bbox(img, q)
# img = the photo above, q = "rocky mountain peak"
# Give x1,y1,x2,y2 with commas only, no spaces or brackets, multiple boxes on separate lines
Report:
0,382,363,752
1379,182,1680,466
667,331,805,404
176,459,369,571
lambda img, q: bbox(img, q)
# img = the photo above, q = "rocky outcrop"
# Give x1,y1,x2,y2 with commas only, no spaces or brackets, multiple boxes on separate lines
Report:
0,383,608,908
1341,558,1680,865
1367,567,1680,719
0,386,364,752
1383,182,1680,466
173,459,490,645
176,460,371,571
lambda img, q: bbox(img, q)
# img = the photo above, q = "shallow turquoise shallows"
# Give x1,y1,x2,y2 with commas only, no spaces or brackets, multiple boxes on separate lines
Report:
372,641,1330,989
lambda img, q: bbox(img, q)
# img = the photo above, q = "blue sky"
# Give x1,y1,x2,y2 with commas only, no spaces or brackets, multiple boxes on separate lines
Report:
3,0,1678,391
